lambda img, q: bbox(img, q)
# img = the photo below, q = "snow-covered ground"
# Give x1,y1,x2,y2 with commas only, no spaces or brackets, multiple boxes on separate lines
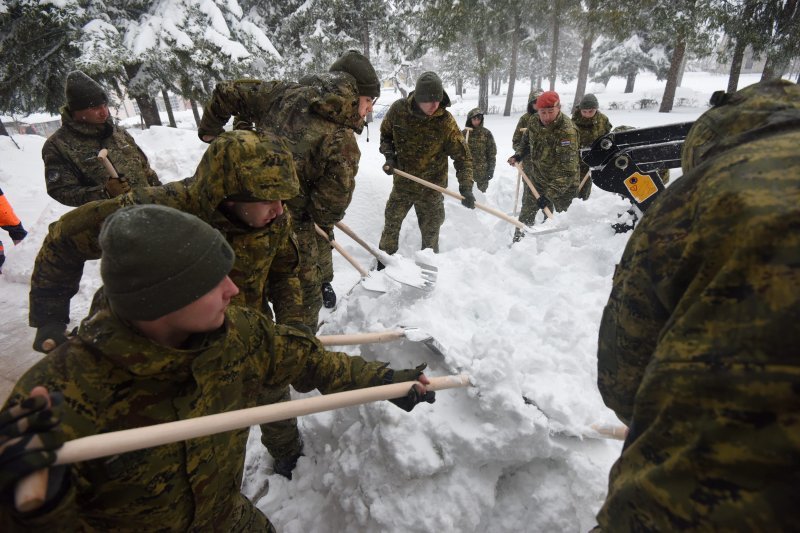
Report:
0,71,761,531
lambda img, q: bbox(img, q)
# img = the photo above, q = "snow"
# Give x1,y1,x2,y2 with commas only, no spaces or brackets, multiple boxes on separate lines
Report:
0,71,762,531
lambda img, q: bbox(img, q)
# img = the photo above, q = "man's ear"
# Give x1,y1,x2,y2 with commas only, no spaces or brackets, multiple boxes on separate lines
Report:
221,200,234,208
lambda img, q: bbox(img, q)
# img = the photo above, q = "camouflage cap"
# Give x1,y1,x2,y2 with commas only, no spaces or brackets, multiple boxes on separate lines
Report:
528,88,544,106
65,70,108,111
203,130,301,202
682,79,800,173
100,205,235,321
414,72,444,103
329,50,380,98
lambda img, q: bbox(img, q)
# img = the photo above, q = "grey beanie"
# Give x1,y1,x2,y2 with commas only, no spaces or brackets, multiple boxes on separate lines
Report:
100,205,235,321
414,72,444,103
579,93,599,110
65,70,108,111
329,50,381,97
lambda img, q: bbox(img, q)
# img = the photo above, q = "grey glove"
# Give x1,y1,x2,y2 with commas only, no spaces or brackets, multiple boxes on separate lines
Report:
459,186,476,209
33,323,69,354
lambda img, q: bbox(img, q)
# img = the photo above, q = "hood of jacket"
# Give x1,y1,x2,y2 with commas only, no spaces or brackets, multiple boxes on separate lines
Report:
298,71,365,134
406,89,452,118
465,107,484,128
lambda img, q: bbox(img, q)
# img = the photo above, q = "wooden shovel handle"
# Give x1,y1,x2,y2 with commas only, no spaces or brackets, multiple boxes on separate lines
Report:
318,330,407,346
14,387,53,513
97,148,120,180
389,167,531,231
314,224,369,277
333,221,387,263
514,163,555,220
577,170,591,193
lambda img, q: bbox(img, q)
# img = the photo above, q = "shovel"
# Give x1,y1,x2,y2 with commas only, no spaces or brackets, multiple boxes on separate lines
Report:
334,221,437,291
388,167,565,237
318,326,447,358
314,224,391,294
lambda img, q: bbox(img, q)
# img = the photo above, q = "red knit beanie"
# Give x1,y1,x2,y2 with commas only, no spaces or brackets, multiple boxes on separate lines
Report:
536,91,560,109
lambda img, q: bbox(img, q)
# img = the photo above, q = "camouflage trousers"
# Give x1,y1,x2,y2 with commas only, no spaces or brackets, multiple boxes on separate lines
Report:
259,387,303,462
379,187,445,254
315,227,334,284
514,178,574,241
291,217,324,331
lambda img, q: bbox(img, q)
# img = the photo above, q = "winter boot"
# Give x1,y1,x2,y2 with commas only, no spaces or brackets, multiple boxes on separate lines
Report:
321,282,336,309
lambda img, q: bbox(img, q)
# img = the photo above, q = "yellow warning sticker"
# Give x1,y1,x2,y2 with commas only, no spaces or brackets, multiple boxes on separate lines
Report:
624,172,659,203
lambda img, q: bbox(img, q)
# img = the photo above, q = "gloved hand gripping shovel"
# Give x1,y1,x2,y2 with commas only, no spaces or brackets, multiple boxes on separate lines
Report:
387,167,566,236
334,221,437,291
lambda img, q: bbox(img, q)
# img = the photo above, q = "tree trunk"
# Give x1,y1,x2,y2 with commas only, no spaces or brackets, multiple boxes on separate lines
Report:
624,72,636,93
456,78,463,96
476,37,489,112
548,0,561,91
572,31,594,109
124,63,162,128
190,99,202,127
676,53,688,87
0,120,8,136
162,89,177,128
727,38,746,93
361,22,374,124
659,35,687,113
504,17,521,117
760,0,797,81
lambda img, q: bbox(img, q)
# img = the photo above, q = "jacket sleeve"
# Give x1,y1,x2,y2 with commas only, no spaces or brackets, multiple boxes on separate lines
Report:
597,225,670,426
267,222,305,325
263,324,391,395
511,116,528,155
0,190,26,240
486,130,497,177
121,130,161,186
42,140,108,207
308,129,359,228
197,80,274,140
445,117,473,189
379,105,397,163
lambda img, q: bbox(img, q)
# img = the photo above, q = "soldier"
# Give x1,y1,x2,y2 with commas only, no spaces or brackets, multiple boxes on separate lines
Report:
462,108,496,193
1,204,434,532
29,129,310,479
42,71,161,206
0,186,27,274
509,88,543,164
509,90,579,242
378,71,475,256
198,50,380,328
571,93,612,200
596,79,800,530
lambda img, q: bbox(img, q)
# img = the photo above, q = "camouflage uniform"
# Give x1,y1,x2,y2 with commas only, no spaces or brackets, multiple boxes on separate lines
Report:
42,106,161,206
511,89,542,179
596,80,800,530
29,131,308,463
378,92,473,254
462,108,496,193
2,293,393,531
571,108,612,200
198,72,363,330
516,111,579,229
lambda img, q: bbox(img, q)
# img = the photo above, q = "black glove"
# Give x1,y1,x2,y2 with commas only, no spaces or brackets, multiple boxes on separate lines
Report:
459,186,476,209
273,450,304,480
382,159,395,175
385,363,436,412
536,195,550,210
507,154,521,166
0,394,65,498
33,323,69,354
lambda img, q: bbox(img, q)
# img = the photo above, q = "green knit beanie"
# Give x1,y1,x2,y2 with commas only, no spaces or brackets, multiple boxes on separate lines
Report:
579,93,599,110
100,205,235,321
65,70,108,111
329,50,380,97
414,72,444,103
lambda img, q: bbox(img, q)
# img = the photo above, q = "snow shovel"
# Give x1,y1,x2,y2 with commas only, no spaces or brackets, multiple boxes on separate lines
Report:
318,326,447,358
313,224,390,294
16,374,471,512
334,221,437,291
387,167,565,237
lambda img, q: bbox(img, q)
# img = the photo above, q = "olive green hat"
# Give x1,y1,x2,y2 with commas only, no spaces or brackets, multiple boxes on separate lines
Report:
200,130,301,202
579,93,599,109
414,72,444,103
329,50,381,98
100,205,235,321
65,70,108,111
682,79,800,174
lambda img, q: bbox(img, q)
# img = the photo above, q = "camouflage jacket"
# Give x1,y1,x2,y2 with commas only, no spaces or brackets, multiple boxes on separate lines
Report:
2,293,391,531
570,109,612,148
520,112,580,198
42,107,161,206
29,143,304,329
380,91,473,196
198,72,362,229
462,123,496,182
596,80,800,530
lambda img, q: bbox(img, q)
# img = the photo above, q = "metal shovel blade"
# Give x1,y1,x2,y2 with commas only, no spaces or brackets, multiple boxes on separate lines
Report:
381,258,437,291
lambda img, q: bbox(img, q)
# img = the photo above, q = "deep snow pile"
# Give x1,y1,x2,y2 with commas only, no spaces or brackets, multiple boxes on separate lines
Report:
0,71,753,531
